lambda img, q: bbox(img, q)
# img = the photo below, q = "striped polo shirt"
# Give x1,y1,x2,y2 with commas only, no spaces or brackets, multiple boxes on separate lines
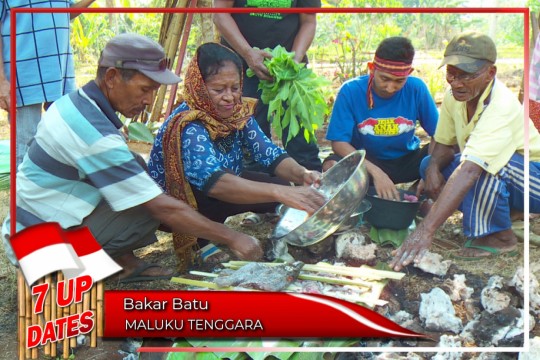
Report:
14,81,163,232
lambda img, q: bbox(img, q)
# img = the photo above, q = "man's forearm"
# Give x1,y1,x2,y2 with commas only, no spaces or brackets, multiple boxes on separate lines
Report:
213,10,252,61
70,0,96,19
420,161,483,234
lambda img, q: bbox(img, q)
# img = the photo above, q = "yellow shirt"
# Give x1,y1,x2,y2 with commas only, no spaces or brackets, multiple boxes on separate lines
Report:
435,79,540,175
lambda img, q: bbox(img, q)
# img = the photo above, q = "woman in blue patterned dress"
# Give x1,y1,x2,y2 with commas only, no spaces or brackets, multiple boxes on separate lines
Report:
149,43,324,264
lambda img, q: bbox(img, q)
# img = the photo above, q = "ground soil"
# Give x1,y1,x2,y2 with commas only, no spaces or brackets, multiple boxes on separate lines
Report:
0,67,536,360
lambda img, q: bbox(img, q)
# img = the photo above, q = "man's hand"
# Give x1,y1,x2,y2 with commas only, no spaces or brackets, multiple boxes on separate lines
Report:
245,48,273,81
372,170,400,201
0,77,10,112
389,224,434,271
228,234,263,261
424,166,446,200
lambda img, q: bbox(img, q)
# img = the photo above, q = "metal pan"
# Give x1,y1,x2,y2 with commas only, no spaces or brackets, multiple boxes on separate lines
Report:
271,150,369,247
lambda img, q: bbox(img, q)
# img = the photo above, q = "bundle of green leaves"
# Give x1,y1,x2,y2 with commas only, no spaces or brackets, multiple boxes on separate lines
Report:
247,46,330,146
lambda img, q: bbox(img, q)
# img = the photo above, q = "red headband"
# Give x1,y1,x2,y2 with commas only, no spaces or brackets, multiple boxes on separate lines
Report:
372,56,414,76
367,56,414,109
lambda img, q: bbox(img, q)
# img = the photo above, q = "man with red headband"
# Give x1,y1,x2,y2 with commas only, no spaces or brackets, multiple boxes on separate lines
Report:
324,37,438,201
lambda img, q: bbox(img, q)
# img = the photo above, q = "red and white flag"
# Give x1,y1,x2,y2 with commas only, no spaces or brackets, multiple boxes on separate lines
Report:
62,227,122,282
10,222,121,285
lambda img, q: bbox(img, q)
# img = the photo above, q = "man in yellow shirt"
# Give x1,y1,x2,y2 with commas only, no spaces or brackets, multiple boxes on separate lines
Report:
391,31,540,270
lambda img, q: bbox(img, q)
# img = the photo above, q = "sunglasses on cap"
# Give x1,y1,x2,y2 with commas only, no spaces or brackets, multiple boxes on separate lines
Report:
114,57,171,71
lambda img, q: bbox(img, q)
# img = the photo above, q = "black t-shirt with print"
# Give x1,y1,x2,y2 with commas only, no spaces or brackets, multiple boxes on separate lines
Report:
221,0,321,63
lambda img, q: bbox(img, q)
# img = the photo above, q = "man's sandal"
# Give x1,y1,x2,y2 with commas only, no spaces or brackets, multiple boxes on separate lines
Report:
451,238,518,261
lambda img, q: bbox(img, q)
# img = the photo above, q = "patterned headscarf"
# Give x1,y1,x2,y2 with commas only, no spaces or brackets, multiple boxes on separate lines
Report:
367,55,414,109
162,44,257,271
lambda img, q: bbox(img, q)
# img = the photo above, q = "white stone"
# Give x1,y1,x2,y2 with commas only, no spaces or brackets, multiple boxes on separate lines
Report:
414,251,452,276
519,336,540,360
432,335,463,360
481,276,511,314
509,266,540,314
419,287,463,334
389,310,415,328
444,274,474,302
335,230,376,261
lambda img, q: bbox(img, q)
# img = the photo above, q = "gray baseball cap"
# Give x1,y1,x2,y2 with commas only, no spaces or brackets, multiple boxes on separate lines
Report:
439,31,497,73
99,33,181,85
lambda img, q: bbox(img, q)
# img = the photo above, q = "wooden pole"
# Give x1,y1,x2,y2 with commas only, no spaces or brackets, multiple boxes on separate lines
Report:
24,279,31,360
164,0,198,120
96,281,104,337
149,0,189,124
17,271,26,360
43,275,52,357
69,301,77,349
30,279,39,359
90,282,97,347
50,274,57,358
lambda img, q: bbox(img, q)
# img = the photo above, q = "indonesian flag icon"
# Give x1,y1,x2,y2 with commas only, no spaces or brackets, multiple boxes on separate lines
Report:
62,227,122,282
10,222,122,286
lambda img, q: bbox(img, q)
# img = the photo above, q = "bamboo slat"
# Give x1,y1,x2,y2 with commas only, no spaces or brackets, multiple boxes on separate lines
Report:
96,281,104,338
17,271,26,360
150,2,188,124
25,280,31,360
43,275,52,356
90,282,97,347
31,281,38,359
69,301,77,348
50,274,57,358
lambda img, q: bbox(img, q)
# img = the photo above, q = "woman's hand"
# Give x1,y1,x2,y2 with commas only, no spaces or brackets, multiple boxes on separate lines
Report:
279,185,327,215
302,170,322,187
228,234,263,261
389,224,434,271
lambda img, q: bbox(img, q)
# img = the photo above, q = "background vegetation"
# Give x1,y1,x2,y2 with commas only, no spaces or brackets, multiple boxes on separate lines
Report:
70,1,531,122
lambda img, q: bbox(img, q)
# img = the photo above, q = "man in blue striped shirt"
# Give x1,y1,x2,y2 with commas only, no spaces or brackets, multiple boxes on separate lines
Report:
3,33,263,281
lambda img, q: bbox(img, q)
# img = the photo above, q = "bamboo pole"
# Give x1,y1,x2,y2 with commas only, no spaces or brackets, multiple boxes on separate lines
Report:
149,0,189,124
50,274,57,359
69,301,77,348
63,287,70,359
191,269,372,288
164,0,198,120
31,280,39,359
25,279,31,360
96,281,104,338
43,275,52,357
17,271,26,360
225,261,405,280
90,282,97,347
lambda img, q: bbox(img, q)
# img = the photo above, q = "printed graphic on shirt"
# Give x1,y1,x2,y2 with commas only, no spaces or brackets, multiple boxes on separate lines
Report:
246,0,292,20
357,117,415,136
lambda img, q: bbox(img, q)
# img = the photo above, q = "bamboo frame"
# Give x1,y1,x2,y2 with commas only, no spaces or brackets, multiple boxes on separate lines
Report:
17,271,26,360
90,281,97,348
96,281,104,338
43,274,52,356
50,275,57,358
24,278,31,360
149,0,189,124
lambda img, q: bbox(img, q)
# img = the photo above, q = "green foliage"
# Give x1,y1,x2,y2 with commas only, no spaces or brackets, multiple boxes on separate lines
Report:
167,338,359,360
127,122,156,143
247,46,331,146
